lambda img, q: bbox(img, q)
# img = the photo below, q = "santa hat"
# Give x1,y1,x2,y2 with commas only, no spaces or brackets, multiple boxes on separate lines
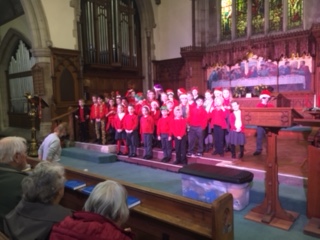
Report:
259,89,271,99
214,87,222,95
166,89,174,95
150,100,159,108
115,91,121,98
191,86,198,91
154,84,163,91
178,88,187,99
177,88,186,96
142,105,150,112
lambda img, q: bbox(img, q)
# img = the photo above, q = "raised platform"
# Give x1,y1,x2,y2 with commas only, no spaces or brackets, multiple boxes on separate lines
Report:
72,133,308,187
62,147,117,163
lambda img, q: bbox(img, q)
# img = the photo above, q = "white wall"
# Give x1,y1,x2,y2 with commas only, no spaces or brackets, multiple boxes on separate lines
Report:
152,0,192,60
0,15,31,42
41,0,77,49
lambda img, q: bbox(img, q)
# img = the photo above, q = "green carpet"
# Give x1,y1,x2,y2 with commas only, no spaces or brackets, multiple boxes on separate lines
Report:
60,157,317,240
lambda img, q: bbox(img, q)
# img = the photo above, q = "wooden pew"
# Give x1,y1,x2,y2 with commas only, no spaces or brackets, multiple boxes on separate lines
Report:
27,158,234,240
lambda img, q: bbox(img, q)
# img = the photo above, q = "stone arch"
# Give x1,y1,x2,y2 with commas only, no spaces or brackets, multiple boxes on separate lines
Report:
0,29,32,129
20,0,52,56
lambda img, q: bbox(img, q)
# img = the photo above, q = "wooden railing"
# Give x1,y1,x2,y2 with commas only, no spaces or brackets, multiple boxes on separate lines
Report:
27,158,234,240
51,107,78,141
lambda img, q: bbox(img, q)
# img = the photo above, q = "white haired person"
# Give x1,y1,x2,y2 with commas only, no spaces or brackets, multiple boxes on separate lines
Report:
50,180,133,240
38,122,68,162
0,136,29,232
4,161,72,240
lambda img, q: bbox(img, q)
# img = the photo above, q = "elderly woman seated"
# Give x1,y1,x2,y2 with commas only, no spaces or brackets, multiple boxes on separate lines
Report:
50,180,133,240
0,136,29,232
3,161,72,240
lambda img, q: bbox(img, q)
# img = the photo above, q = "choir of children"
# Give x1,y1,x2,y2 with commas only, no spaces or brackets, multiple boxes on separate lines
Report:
78,85,256,165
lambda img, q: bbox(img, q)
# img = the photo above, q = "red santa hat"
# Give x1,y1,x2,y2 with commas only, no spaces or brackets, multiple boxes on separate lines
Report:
177,88,186,96
115,91,121,98
150,100,159,108
178,88,187,99
259,89,271,99
191,86,198,91
214,87,222,95
142,105,150,112
166,89,174,95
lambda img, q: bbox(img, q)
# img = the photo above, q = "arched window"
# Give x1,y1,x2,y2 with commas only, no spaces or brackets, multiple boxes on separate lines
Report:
219,0,304,41
80,0,140,68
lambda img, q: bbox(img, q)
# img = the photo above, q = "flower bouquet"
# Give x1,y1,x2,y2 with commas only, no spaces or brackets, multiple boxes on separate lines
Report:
233,86,247,98
252,84,269,97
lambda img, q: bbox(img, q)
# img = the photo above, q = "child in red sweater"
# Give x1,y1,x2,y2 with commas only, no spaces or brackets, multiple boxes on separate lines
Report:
113,104,128,155
171,106,187,165
210,96,227,157
124,104,139,157
187,95,208,157
157,106,172,162
90,95,108,145
140,105,154,160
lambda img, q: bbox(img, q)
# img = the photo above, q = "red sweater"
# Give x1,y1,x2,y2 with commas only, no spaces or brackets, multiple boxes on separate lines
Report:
140,115,154,134
123,114,138,131
90,103,108,120
90,103,99,120
171,118,187,138
113,113,126,130
49,211,133,240
210,108,227,129
188,106,208,129
256,102,274,108
157,116,171,136
150,109,161,125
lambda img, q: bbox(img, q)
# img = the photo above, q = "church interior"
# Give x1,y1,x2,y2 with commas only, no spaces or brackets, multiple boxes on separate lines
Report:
1,0,320,239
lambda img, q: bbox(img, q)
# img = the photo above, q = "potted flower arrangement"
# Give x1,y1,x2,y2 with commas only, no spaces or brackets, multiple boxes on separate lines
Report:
252,84,269,97
233,86,247,98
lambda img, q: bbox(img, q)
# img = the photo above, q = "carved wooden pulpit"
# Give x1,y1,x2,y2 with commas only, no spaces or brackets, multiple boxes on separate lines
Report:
242,108,301,230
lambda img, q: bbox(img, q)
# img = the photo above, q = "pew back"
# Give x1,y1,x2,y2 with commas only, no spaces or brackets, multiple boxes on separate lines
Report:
27,158,234,240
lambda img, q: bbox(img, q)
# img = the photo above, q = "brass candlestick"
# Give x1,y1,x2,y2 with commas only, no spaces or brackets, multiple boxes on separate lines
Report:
28,102,38,157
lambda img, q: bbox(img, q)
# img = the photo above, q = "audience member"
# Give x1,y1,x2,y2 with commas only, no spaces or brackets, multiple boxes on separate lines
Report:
50,180,133,240
4,161,72,240
38,122,68,162
0,136,28,232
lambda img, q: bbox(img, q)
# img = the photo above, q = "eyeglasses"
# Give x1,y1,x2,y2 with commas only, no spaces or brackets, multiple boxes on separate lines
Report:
261,97,268,100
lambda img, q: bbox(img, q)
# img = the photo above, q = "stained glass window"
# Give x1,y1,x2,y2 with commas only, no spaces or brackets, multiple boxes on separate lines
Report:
236,0,247,38
252,0,264,34
221,0,232,40
269,0,283,32
288,0,303,29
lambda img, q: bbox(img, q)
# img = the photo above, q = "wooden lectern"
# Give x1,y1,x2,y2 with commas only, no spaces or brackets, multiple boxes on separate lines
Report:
242,107,300,230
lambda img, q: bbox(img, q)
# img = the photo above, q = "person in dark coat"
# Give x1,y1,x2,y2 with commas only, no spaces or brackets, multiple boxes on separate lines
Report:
0,136,29,232
74,98,90,142
4,161,72,240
